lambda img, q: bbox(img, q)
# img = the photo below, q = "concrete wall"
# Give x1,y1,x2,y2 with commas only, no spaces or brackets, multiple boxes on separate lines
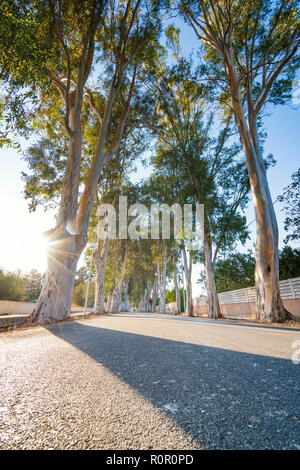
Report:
0,300,36,316
280,299,300,317
0,300,92,316
192,298,300,319
167,298,300,320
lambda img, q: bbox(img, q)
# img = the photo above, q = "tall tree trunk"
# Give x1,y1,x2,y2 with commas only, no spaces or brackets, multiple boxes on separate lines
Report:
203,230,221,319
106,293,112,313
224,51,292,322
144,282,152,312
31,79,123,324
182,248,193,316
28,112,83,324
122,280,129,311
93,235,110,314
110,290,118,313
158,258,169,313
151,278,158,312
138,297,143,312
173,253,181,315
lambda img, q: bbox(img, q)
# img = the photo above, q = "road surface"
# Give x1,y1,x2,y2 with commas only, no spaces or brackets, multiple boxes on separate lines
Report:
0,312,300,450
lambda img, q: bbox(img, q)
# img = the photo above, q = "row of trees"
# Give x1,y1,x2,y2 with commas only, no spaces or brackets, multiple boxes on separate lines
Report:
72,242,300,312
0,244,298,307
0,0,299,323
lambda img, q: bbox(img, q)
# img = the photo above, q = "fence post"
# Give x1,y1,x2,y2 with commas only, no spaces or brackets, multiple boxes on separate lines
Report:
289,279,296,299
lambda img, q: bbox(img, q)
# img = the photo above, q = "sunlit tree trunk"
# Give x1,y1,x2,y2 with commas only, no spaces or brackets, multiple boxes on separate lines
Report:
30,233,81,324
93,235,110,314
30,77,123,324
224,52,292,322
203,229,221,319
29,107,84,324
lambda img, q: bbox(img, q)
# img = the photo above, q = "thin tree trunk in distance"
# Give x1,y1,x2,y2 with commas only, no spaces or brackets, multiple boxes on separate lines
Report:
173,253,181,315
182,248,193,317
158,258,169,313
122,280,129,311
93,235,110,314
151,278,158,312
203,229,221,319
110,245,128,313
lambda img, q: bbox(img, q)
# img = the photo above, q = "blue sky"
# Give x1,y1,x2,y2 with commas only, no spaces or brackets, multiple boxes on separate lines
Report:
0,18,299,298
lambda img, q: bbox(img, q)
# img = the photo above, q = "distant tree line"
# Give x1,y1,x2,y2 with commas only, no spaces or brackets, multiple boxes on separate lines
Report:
0,269,43,302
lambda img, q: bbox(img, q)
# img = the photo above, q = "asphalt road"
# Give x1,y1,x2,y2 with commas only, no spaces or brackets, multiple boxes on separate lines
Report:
0,312,300,450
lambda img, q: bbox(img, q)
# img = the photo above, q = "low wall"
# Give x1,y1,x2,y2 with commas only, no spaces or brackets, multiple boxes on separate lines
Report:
167,299,300,319
281,299,300,317
0,300,93,316
0,300,36,316
70,306,93,313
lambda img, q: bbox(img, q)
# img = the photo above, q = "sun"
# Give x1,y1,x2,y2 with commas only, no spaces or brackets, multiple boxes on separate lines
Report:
0,200,56,274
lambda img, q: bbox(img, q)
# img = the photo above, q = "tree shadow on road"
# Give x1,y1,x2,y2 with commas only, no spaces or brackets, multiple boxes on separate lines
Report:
47,320,300,450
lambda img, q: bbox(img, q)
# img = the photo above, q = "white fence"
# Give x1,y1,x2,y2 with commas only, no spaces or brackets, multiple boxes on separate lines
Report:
216,277,300,305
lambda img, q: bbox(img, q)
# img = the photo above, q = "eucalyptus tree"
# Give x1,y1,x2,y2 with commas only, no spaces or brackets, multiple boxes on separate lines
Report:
92,123,149,314
92,177,119,316
150,60,250,318
1,0,162,323
22,82,150,316
180,0,299,321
